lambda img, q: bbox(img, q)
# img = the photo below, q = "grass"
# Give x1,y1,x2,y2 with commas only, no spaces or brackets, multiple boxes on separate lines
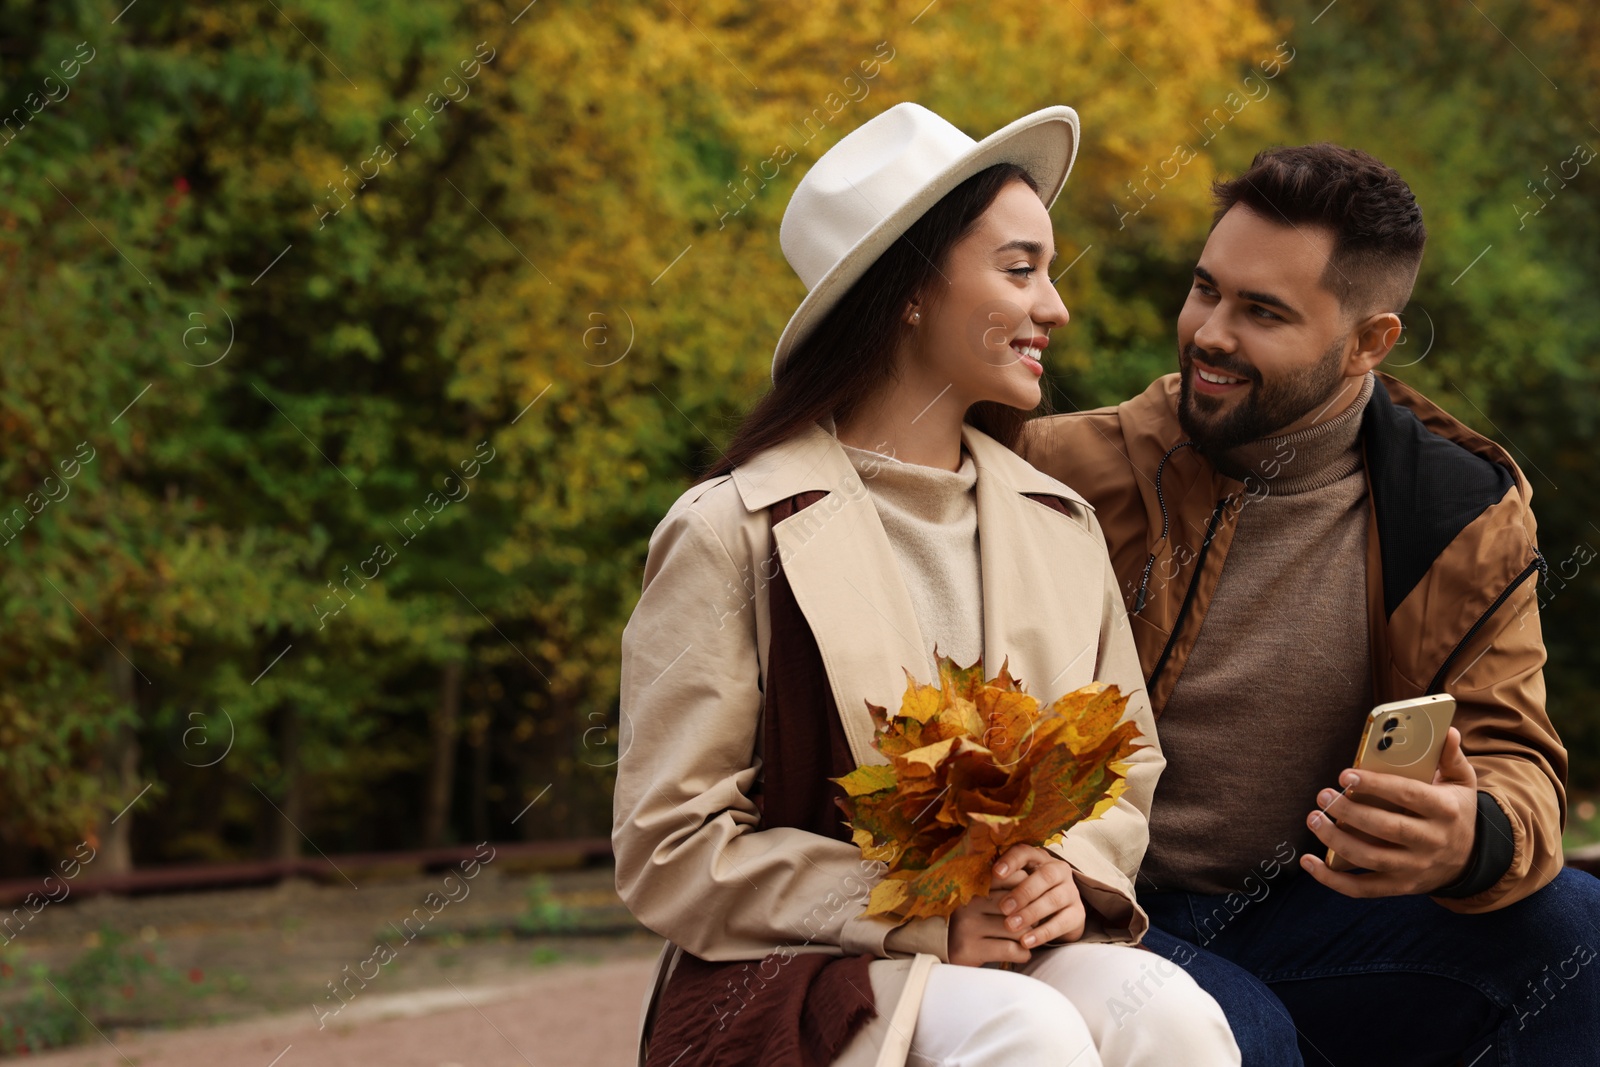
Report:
519,875,581,935
0,926,234,1056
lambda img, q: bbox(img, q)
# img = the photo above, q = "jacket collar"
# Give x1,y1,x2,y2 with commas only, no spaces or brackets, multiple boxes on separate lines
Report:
1368,373,1530,499
731,418,1094,514
1114,371,1536,620
1362,375,1528,616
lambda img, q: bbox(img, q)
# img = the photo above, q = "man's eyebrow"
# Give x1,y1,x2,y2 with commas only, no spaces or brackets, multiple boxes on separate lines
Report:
1192,264,1297,314
996,239,1058,264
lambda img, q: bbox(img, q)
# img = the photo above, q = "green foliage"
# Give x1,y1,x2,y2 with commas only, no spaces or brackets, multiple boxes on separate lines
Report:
0,926,217,1054
517,874,580,935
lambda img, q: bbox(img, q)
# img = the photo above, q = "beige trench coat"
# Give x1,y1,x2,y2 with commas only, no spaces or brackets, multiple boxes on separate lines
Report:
613,419,1163,1067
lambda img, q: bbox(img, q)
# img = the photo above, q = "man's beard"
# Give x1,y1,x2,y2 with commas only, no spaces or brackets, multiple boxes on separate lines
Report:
1176,338,1348,457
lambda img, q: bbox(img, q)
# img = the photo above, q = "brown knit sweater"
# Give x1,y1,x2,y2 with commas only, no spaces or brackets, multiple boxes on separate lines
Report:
1141,374,1377,897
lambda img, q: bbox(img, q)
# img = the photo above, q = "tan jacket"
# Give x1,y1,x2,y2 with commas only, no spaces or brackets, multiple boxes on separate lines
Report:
1020,372,1568,913
613,419,1162,1065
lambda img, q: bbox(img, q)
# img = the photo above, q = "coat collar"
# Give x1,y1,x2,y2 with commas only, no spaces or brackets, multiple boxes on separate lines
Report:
731,418,1102,767
731,418,1094,514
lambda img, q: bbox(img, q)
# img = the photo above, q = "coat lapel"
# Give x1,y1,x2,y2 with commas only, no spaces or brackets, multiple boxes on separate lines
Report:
734,423,928,766
965,424,1105,707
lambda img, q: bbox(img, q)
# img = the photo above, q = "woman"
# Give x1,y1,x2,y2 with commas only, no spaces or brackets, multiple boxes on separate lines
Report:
613,102,1239,1067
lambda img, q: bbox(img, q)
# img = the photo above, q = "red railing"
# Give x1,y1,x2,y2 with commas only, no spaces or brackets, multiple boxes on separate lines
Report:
3,840,1594,906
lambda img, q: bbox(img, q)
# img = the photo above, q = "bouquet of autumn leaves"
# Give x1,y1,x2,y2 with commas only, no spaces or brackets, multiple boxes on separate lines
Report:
832,654,1143,922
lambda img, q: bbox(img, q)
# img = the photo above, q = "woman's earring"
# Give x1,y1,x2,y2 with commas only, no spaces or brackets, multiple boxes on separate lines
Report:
911,311,921,323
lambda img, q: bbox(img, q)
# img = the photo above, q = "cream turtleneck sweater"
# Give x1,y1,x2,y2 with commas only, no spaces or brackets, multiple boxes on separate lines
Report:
820,417,985,672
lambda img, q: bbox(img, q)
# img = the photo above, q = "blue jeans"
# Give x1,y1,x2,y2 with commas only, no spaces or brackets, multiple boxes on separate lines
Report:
1138,866,1600,1067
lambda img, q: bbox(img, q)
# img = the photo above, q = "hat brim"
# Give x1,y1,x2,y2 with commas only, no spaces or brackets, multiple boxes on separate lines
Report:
772,105,1080,381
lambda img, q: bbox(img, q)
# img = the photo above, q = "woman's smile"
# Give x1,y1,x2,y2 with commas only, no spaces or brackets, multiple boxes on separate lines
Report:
1008,335,1048,377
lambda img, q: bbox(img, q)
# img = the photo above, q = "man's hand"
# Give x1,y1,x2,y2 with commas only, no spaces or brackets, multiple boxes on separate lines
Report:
1300,727,1480,897
947,844,1085,965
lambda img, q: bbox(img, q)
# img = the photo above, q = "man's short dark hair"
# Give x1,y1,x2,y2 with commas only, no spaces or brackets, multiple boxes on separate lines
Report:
1212,143,1426,318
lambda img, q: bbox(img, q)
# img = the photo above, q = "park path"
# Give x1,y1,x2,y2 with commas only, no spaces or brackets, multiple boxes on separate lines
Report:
25,950,659,1067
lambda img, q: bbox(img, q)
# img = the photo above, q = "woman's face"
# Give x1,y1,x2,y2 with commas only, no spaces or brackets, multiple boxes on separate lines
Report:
911,180,1070,412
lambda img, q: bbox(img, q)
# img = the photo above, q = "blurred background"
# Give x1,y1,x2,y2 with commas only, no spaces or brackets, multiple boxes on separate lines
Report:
2,0,1597,1060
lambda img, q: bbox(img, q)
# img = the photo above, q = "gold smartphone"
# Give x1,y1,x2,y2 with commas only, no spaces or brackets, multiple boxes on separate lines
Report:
1325,693,1457,872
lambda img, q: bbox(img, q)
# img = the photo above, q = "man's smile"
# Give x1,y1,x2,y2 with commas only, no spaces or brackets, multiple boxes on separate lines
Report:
1189,357,1252,397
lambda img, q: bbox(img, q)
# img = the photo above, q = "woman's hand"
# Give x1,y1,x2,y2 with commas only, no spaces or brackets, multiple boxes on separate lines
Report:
948,891,1033,966
993,843,1086,948
947,844,1085,965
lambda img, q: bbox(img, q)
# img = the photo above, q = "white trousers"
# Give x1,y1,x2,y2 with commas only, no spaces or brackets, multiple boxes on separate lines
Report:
838,942,1241,1067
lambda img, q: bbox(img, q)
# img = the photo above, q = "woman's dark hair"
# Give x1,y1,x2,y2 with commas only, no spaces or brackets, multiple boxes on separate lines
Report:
697,162,1048,484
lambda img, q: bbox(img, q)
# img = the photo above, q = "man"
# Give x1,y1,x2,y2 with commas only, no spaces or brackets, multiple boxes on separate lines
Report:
1020,144,1600,1065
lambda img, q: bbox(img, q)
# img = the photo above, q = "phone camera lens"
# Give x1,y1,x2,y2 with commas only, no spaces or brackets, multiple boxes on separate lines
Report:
1377,736,1394,752
1382,718,1400,733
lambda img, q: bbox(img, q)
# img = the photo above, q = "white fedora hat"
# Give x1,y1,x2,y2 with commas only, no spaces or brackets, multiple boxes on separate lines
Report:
773,101,1080,380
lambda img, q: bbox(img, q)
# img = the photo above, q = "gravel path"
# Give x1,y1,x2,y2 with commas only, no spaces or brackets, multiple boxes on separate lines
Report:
23,950,661,1067
2,863,662,1064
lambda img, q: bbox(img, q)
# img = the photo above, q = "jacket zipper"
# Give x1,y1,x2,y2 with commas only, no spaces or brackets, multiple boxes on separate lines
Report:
1133,441,1199,614
1147,498,1229,694
1425,550,1547,695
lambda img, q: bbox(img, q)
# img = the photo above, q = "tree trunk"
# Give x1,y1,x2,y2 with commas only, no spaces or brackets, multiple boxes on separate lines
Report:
422,660,463,847
469,709,490,843
96,645,140,876
274,704,303,862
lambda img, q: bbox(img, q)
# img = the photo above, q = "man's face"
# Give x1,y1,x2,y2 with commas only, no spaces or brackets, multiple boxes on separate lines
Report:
1175,205,1357,454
